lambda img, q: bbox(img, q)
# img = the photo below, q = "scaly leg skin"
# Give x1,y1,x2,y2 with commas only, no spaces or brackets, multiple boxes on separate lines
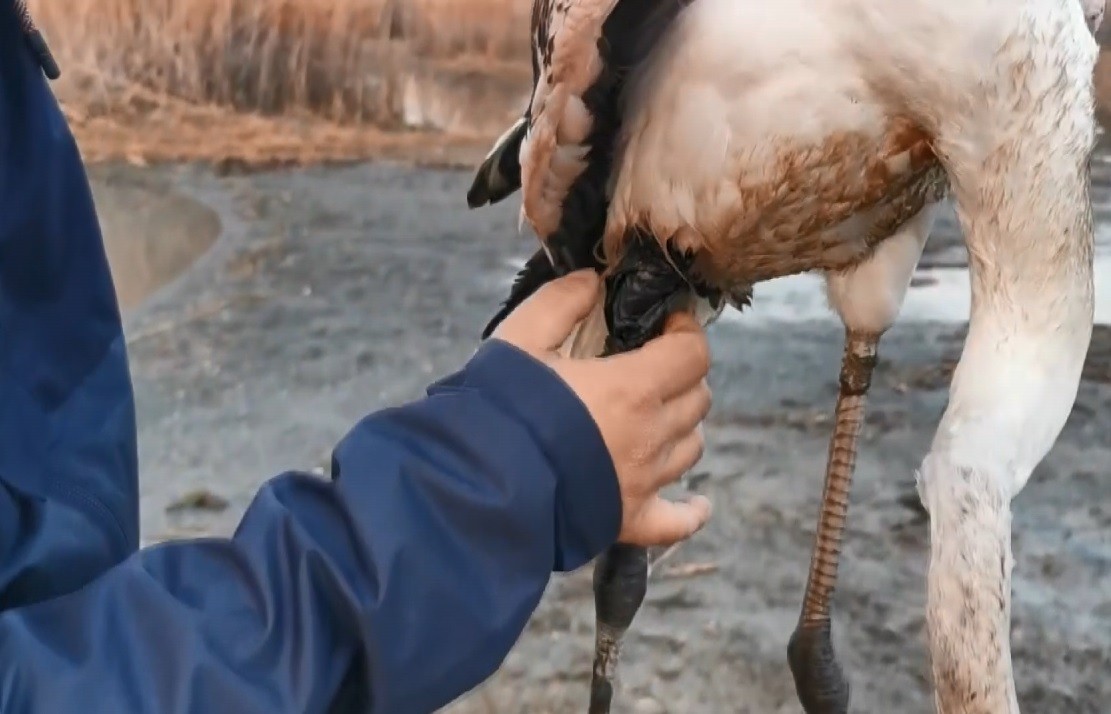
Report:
587,233,714,714
589,544,649,714
786,204,935,713
787,330,878,714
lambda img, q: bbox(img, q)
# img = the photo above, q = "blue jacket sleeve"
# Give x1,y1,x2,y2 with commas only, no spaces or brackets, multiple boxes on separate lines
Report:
1,7,622,711
0,2,140,609
0,340,622,714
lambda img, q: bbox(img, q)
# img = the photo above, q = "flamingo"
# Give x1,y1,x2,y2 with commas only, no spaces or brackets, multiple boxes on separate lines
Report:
468,0,1101,712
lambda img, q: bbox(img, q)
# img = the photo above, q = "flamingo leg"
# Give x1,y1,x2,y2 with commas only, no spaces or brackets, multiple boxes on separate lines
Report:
589,543,649,714
586,234,716,714
787,329,878,714
784,201,935,714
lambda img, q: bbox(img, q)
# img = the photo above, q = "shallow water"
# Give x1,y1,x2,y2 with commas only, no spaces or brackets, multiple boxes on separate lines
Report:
93,171,220,311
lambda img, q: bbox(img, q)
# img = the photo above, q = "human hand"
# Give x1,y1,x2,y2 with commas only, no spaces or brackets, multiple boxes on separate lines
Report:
491,269,713,547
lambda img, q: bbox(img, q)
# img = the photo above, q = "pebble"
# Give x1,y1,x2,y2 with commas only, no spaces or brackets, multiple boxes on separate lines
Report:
165,489,229,513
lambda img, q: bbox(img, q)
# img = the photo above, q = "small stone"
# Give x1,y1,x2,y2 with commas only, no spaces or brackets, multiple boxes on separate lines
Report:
165,489,229,513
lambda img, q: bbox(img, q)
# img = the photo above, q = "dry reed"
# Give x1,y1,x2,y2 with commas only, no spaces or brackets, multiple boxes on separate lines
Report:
29,0,529,123
24,0,531,164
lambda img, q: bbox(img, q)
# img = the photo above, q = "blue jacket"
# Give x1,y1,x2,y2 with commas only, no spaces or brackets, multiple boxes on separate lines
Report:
0,6,621,712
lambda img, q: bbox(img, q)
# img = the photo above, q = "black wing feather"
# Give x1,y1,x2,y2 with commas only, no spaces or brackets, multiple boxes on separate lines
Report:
481,249,559,339
480,0,693,338
466,118,528,209
543,0,692,276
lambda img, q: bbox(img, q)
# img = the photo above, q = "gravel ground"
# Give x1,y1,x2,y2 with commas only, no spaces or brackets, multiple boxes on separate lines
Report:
88,158,1111,713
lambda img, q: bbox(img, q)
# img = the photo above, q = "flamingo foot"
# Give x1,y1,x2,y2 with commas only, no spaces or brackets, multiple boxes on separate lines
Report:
787,619,850,714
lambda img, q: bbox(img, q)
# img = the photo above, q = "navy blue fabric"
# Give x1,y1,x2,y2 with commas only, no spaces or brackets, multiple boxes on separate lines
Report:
0,1,139,610
0,5,622,712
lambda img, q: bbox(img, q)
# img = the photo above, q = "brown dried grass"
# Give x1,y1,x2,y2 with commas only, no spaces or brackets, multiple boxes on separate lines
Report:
24,2,1111,166
26,0,531,164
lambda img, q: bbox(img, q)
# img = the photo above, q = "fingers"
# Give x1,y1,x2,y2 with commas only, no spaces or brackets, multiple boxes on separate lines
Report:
658,427,706,487
664,378,712,436
611,316,710,400
618,426,708,547
492,269,601,353
663,311,701,335
623,495,713,547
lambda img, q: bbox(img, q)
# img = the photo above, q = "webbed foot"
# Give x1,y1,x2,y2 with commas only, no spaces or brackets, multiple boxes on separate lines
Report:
787,619,850,714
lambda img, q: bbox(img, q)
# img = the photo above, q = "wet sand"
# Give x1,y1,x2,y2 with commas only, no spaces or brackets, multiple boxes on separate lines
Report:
93,159,1111,713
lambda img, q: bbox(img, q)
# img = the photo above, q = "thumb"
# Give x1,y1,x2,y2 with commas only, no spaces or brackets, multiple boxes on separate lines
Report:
621,495,713,547
493,269,601,353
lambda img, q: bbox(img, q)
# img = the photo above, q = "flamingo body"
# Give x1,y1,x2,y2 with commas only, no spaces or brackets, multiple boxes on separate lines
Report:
469,0,1100,711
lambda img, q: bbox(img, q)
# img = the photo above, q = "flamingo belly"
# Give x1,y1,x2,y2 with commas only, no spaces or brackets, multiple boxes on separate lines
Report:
602,0,946,293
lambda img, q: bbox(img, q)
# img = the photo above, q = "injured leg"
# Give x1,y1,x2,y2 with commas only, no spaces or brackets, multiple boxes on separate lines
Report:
588,543,649,714
480,232,721,714
587,234,709,714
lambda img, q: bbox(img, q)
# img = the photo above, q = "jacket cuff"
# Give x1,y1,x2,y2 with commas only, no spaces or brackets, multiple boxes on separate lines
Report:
460,339,621,570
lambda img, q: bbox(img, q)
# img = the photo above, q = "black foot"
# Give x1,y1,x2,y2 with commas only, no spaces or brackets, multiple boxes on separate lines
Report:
787,620,850,714
588,659,616,714
603,237,694,353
